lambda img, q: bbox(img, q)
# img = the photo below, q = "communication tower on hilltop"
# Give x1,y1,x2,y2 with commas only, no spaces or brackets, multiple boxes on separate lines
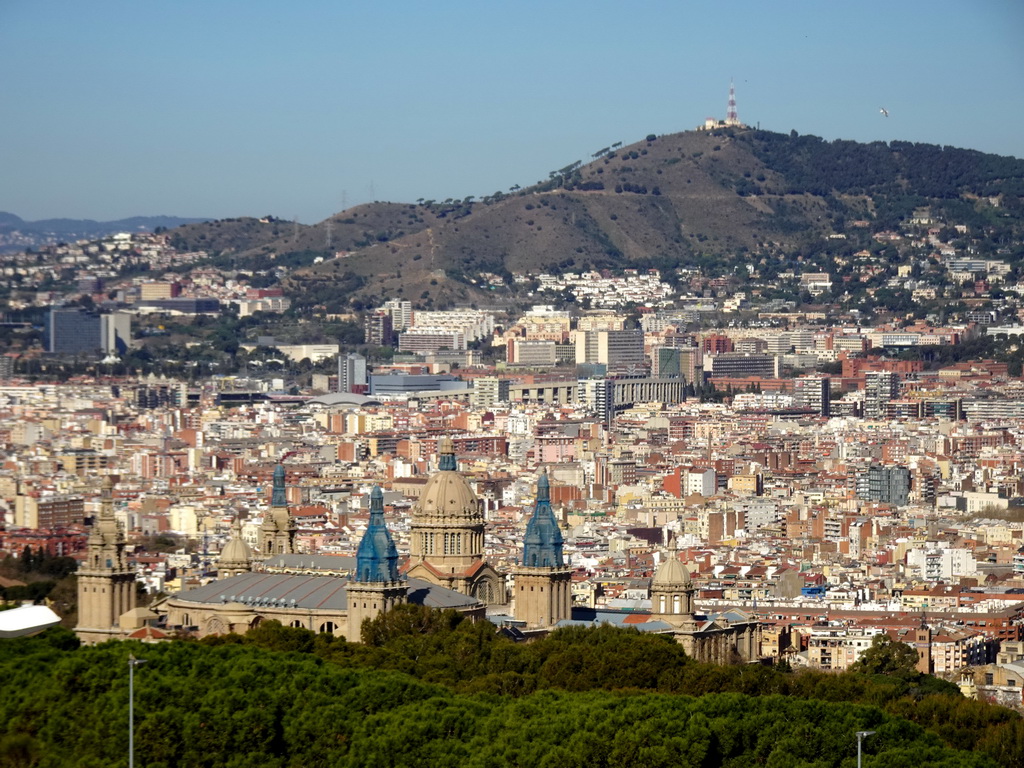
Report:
697,80,747,131
726,79,739,126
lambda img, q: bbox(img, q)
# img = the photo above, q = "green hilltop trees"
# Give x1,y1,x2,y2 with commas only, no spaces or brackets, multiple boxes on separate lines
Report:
0,609,1021,767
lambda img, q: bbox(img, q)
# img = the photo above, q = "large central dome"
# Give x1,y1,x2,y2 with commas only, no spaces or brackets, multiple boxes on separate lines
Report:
412,437,482,524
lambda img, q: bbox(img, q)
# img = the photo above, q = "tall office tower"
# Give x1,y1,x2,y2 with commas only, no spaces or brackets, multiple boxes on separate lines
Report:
337,352,367,393
793,376,830,417
574,329,644,370
47,308,102,354
100,311,132,355
471,376,510,408
864,371,900,418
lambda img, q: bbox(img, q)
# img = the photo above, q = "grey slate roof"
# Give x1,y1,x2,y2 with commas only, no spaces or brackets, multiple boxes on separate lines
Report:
173,572,478,612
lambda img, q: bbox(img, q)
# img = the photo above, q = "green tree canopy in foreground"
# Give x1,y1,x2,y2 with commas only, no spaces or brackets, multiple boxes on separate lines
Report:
0,620,1020,767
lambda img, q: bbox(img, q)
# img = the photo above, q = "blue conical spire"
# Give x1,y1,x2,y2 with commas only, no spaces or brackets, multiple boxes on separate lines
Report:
271,465,287,507
523,471,564,568
355,486,400,582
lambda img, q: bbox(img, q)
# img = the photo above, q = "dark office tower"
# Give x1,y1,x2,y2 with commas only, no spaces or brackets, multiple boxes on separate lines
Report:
47,309,101,354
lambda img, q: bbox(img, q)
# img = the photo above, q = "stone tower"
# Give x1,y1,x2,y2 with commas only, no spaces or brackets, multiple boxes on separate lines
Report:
513,471,572,629
346,485,406,642
261,465,296,556
75,477,136,643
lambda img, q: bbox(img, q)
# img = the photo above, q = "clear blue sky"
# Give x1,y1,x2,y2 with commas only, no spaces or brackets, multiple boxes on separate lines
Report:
2,0,1022,224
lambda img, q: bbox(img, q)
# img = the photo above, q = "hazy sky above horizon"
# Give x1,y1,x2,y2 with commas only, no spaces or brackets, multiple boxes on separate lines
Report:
2,0,1022,224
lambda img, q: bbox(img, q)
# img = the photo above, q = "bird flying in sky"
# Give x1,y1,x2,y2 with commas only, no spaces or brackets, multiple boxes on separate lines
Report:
880,107,889,117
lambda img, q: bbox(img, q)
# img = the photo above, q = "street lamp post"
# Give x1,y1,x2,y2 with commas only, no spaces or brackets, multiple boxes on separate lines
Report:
856,730,876,768
128,655,147,768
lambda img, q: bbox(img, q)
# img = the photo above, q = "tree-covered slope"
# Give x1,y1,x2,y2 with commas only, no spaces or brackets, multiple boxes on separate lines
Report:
0,628,1000,768
2,612,1023,768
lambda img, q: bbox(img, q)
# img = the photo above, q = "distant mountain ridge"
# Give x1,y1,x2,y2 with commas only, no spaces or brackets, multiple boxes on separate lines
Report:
0,211,212,251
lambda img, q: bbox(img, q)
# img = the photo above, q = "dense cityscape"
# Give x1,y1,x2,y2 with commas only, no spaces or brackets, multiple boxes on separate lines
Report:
4,165,1024,696
5,67,1024,764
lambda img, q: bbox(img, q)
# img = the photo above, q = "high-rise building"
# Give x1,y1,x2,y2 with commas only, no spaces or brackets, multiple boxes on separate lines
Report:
363,311,394,347
47,309,101,354
793,376,830,417
100,311,132,355
858,465,911,506
381,299,413,331
574,329,644,370
576,378,614,422
707,353,779,379
337,353,367,394
471,377,510,408
48,309,132,356
508,339,557,367
864,371,900,419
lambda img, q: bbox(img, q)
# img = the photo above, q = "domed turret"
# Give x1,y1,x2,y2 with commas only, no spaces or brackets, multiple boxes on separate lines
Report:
261,464,296,556
650,537,695,620
512,471,573,629
408,436,485,574
218,518,254,578
652,552,692,587
412,437,482,524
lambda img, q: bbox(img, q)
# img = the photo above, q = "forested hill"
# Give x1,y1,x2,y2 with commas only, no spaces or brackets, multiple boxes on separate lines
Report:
2,607,1023,767
271,128,1024,310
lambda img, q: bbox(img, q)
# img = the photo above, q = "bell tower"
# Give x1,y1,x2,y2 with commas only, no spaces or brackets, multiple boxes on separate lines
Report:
513,471,572,629
75,478,137,643
261,465,296,556
346,486,406,641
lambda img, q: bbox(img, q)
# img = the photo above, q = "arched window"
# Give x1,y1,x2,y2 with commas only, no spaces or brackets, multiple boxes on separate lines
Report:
318,621,337,634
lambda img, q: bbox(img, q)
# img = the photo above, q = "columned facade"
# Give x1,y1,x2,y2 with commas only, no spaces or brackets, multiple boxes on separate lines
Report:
649,541,760,663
